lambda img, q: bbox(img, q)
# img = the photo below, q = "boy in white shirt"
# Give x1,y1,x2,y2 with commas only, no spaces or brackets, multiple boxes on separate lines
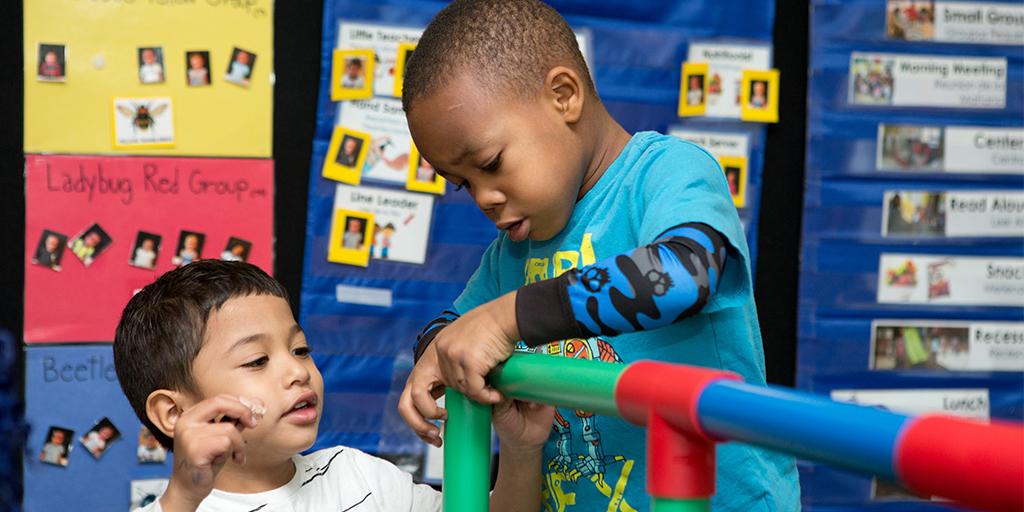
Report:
115,260,553,511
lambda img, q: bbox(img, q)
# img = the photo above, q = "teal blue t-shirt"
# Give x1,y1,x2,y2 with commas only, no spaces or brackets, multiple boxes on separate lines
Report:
453,131,800,511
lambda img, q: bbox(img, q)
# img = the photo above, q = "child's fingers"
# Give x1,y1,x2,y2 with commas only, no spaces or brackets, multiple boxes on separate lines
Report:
463,373,503,405
186,394,262,429
196,423,247,466
398,385,442,447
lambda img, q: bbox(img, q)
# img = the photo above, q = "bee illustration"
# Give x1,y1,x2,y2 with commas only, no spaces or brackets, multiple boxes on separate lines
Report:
116,102,168,132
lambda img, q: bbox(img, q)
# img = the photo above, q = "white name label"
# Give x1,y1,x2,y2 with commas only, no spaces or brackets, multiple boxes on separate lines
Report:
878,254,1024,306
850,53,1006,109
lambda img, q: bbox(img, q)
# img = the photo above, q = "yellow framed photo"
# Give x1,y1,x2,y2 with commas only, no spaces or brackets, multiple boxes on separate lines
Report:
323,126,371,185
740,69,779,123
328,209,375,267
392,42,417,98
331,49,375,101
677,62,708,117
405,143,445,195
718,155,748,208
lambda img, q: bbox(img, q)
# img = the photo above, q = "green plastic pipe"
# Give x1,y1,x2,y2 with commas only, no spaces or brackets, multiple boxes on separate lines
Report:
489,352,626,417
443,389,491,512
651,498,711,511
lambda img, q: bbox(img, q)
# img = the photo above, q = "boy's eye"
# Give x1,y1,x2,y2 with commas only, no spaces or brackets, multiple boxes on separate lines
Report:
293,346,312,357
481,153,502,173
242,356,268,368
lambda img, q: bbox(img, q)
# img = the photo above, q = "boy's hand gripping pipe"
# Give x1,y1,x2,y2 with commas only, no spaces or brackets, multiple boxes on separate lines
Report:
442,353,1024,512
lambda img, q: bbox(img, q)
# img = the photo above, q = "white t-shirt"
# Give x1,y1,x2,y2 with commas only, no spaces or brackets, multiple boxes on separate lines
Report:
134,446,441,512
139,63,164,83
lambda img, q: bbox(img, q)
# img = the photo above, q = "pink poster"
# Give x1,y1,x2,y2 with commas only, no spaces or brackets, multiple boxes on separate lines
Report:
24,154,274,343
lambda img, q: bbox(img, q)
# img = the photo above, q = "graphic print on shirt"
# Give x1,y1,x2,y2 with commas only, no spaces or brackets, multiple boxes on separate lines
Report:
520,233,638,512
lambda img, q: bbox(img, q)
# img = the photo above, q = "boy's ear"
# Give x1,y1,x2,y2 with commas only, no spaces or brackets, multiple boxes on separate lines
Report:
545,66,584,124
145,389,189,444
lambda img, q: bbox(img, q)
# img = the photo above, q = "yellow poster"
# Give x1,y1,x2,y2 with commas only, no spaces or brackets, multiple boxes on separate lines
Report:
24,0,273,157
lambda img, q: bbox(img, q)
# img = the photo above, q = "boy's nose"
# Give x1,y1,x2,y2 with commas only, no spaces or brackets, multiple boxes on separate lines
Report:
473,185,506,213
284,358,312,386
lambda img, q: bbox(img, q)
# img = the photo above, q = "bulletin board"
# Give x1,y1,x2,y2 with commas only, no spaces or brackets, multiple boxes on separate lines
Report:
299,0,776,472
23,154,274,343
23,0,274,157
798,0,1024,509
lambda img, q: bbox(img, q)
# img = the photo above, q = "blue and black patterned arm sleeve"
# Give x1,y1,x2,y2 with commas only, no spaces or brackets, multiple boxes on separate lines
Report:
515,223,727,346
412,309,461,362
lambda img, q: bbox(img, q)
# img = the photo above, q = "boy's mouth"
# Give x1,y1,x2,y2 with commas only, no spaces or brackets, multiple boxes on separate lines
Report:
283,391,319,425
499,218,530,243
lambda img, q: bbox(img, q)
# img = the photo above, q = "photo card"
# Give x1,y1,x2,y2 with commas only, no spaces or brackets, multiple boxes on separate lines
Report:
328,209,375,267
31,228,68,272
37,43,66,82
392,42,416,98
137,425,167,464
740,69,779,123
323,126,372,185
171,230,205,267
185,50,211,86
39,425,74,467
113,97,175,148
718,155,748,208
68,222,113,267
220,237,252,262
406,143,445,195
678,62,709,117
137,46,165,84
225,47,256,87
79,417,121,460
331,48,376,101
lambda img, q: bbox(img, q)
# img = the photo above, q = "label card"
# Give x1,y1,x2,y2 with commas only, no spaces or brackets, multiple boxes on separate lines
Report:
831,388,990,420
337,23,423,98
686,43,772,119
112,97,174,148
849,52,1006,109
877,125,1024,174
887,1,1024,46
882,191,1024,238
871,319,1024,371
333,184,435,265
877,253,1024,306
335,98,412,186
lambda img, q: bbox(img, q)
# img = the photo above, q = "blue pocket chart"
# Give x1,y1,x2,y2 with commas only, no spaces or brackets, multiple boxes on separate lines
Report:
801,0,1023,507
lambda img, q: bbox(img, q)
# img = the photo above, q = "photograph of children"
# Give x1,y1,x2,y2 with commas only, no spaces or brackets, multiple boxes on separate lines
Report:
136,426,166,464
220,237,251,262
37,43,66,82
878,125,944,171
341,56,366,89
79,417,121,459
748,80,769,109
886,0,935,41
39,426,73,467
68,223,113,267
336,134,366,169
724,165,741,197
138,47,165,84
850,56,895,105
883,192,947,237
342,216,368,250
872,323,970,371
927,260,951,300
185,50,211,87
414,155,436,183
171,230,205,267
225,47,256,87
686,74,705,107
129,231,162,270
131,479,169,510
31,229,68,272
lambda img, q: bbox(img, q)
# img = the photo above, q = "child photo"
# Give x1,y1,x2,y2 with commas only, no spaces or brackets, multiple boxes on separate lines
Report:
68,223,112,267
129,231,162,270
414,155,436,183
878,125,944,171
749,80,769,109
328,209,375,267
136,426,166,464
185,50,211,86
406,144,445,195
336,135,365,168
717,155,748,208
342,216,368,249
171,230,205,267
883,192,946,237
138,47,165,84
39,426,73,467
341,57,366,89
37,43,65,82
220,237,252,262
79,417,121,460
225,47,256,87
886,0,935,41
687,74,705,106
850,55,895,105
724,166,741,196
31,229,67,272
331,48,375,100
872,323,969,371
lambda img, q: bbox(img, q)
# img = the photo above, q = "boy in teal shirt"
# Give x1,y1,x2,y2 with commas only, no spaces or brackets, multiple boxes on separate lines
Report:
397,1,800,509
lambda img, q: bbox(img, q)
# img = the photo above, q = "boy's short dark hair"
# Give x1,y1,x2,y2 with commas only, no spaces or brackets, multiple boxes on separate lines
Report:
113,260,288,450
402,0,595,112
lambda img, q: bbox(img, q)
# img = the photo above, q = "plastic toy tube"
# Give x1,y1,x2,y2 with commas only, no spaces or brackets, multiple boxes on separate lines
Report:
442,389,491,512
